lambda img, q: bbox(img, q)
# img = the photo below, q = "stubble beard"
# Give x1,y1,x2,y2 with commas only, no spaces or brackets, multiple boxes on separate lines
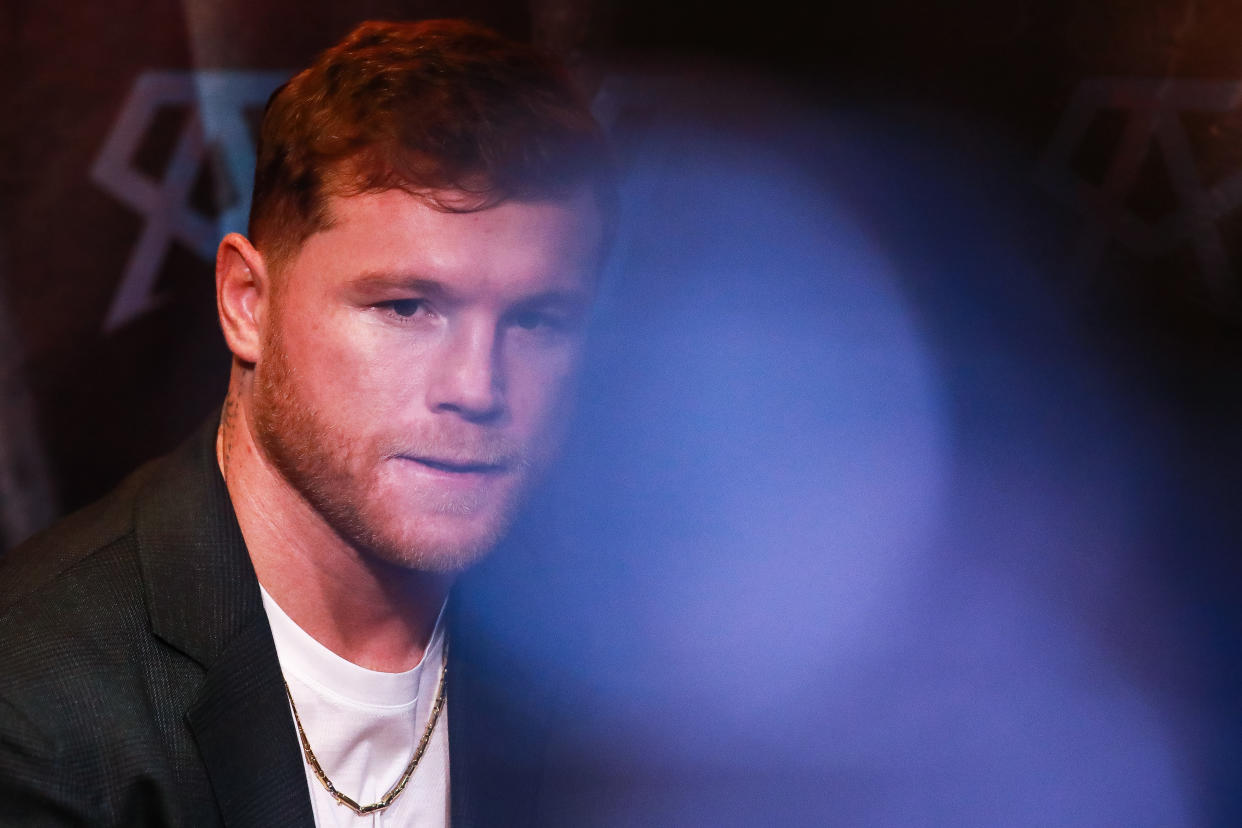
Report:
249,325,544,574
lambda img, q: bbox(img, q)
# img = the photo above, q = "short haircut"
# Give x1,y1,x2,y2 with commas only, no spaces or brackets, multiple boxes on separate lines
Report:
249,19,615,268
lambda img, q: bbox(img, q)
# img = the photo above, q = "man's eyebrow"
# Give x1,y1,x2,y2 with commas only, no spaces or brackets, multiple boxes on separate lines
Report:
348,273,457,299
512,289,593,309
349,273,592,308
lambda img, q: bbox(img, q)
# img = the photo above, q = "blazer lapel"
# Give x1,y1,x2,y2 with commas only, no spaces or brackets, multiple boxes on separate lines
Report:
134,418,314,827
447,592,550,828
186,619,315,827
448,632,484,828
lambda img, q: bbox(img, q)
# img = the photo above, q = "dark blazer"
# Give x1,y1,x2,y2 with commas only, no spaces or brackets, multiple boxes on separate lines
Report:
0,419,548,827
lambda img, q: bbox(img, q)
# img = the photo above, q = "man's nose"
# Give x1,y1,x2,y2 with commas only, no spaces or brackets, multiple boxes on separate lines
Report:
427,319,505,423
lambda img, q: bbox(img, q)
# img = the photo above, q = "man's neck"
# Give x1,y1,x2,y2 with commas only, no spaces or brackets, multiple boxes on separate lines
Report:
217,380,450,673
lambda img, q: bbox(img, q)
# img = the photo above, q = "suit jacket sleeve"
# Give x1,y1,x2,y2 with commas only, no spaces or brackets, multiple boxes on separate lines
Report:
0,693,95,826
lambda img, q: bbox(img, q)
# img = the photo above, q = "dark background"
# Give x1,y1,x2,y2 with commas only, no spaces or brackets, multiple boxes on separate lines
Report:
2,1,1239,824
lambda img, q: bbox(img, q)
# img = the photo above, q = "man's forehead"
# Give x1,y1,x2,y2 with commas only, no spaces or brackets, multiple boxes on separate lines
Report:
277,186,604,298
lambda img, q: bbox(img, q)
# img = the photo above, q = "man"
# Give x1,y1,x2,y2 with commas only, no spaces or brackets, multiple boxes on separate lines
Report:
0,19,612,827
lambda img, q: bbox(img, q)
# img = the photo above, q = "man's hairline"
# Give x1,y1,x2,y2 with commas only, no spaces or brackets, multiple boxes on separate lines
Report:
257,180,612,286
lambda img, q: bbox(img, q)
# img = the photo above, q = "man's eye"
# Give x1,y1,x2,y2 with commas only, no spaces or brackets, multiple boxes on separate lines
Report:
512,310,573,332
381,299,428,318
513,310,549,330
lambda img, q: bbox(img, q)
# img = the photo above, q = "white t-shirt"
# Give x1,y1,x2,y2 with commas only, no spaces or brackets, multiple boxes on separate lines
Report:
260,587,450,828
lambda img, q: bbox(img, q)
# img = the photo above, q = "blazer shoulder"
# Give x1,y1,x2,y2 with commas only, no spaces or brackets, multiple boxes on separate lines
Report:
0,456,160,616
0,459,163,799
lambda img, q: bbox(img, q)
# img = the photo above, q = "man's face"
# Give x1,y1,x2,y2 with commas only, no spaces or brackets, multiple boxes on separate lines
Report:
251,187,602,572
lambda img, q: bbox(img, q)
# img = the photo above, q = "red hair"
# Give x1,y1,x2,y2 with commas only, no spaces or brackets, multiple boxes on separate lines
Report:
249,19,614,267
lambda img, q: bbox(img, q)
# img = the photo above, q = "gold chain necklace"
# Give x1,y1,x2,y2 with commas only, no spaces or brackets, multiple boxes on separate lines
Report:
283,640,449,816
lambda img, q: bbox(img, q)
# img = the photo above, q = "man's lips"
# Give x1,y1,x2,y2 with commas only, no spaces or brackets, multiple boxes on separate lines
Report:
399,456,509,475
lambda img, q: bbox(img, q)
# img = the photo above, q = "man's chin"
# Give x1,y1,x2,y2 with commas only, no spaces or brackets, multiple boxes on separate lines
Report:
353,514,509,575
369,543,494,575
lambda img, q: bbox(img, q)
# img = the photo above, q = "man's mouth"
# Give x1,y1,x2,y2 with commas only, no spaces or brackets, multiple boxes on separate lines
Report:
401,456,508,475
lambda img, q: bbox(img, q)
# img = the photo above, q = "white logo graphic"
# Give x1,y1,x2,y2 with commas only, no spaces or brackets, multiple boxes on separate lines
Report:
1038,78,1242,298
92,71,288,331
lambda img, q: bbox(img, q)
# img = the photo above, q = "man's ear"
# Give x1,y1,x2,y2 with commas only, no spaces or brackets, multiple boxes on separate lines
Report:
216,233,270,365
